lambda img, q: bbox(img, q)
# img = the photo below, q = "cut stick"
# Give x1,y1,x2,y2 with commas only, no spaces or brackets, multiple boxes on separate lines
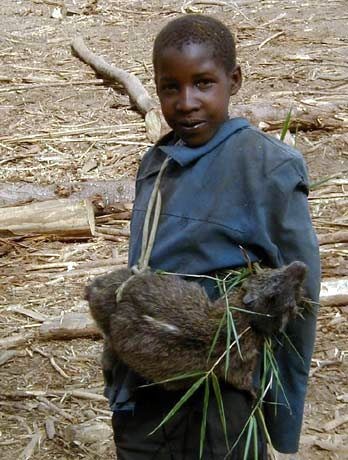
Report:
71,36,164,142
0,199,95,237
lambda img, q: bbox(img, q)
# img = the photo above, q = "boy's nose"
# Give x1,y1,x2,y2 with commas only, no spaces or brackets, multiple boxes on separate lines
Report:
176,87,200,112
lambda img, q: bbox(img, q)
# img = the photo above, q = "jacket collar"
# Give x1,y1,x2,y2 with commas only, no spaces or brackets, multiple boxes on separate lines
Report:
158,117,249,167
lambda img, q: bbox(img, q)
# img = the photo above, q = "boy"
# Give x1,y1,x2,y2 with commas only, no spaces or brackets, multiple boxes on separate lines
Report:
106,14,320,459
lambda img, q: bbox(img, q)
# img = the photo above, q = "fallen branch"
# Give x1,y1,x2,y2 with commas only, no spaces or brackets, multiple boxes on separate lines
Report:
71,36,163,142
71,36,155,115
318,231,348,245
1,389,106,402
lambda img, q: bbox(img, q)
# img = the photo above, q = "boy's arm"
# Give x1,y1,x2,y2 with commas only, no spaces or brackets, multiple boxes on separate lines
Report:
262,156,321,454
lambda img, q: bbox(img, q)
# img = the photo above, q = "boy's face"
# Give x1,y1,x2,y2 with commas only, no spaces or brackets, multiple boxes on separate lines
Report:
155,42,241,147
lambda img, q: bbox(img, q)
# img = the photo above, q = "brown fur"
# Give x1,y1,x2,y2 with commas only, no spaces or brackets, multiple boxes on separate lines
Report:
86,262,306,396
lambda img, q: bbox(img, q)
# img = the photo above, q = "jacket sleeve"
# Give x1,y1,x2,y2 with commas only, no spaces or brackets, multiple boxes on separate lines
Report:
262,156,321,453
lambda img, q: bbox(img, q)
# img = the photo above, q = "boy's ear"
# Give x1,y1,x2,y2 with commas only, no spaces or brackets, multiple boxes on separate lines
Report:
229,65,242,96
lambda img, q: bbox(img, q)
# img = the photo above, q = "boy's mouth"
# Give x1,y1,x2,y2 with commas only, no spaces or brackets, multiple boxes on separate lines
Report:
178,119,206,131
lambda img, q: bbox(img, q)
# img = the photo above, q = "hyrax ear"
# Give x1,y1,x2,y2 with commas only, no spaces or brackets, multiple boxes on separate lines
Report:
243,292,258,305
229,65,242,96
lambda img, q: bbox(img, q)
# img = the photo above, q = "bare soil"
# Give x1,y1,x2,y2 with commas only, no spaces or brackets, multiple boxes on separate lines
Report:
0,1,347,459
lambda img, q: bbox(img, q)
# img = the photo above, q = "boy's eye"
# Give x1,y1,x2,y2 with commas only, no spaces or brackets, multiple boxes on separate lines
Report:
159,83,178,94
196,79,214,89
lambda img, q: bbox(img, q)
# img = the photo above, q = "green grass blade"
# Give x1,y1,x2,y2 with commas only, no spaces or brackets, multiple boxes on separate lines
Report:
242,414,254,460
225,308,232,377
211,373,229,451
199,378,210,459
208,311,226,362
280,107,292,141
253,416,259,460
282,331,304,364
228,403,259,456
138,371,206,388
228,308,242,359
264,342,291,411
256,407,276,459
149,375,206,435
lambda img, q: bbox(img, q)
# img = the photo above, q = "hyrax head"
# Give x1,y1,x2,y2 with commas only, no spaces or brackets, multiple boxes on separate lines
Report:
241,261,307,335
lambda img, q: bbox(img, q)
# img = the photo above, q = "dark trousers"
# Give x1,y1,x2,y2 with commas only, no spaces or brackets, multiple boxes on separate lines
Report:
112,383,267,460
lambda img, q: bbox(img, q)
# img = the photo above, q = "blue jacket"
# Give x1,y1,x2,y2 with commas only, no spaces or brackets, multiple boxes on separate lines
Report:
106,117,321,453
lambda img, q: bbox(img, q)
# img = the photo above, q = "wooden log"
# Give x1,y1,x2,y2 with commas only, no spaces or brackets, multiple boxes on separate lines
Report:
0,179,135,208
39,312,101,340
0,199,95,237
318,231,348,245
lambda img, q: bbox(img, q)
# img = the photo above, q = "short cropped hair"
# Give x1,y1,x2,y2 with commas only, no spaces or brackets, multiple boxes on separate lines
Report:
153,15,236,73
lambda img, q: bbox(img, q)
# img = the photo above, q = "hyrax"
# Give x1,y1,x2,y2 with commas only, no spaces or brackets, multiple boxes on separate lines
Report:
86,261,307,396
